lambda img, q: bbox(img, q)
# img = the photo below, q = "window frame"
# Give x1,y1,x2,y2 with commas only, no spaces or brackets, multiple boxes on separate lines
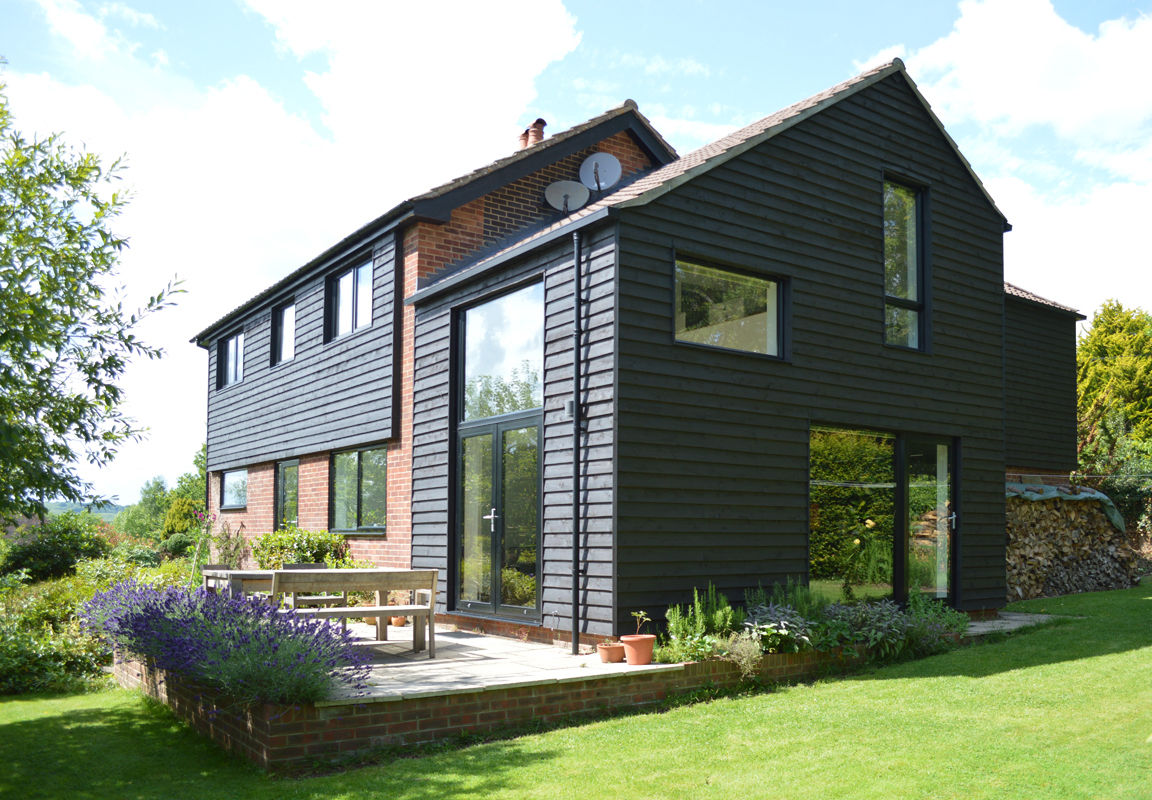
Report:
328,446,388,534
326,261,373,342
274,459,299,529
216,331,244,389
271,302,296,367
672,257,786,359
881,177,929,351
219,469,248,510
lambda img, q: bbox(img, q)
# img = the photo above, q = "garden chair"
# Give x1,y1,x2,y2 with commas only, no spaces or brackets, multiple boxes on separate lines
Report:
283,562,347,628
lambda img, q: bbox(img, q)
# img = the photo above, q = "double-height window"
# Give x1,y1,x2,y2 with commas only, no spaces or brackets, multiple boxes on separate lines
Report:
882,180,926,349
217,331,244,388
271,303,295,366
674,259,781,357
328,262,373,341
331,446,387,532
220,469,248,510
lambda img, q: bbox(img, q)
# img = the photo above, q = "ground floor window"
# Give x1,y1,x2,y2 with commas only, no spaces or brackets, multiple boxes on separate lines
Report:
331,447,387,532
808,426,953,603
276,460,299,529
220,469,248,510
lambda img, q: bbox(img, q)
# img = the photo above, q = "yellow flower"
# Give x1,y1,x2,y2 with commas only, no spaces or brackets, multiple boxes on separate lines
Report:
864,519,876,529
853,538,861,546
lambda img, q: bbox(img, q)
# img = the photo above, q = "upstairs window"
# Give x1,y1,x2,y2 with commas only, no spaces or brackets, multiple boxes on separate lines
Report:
331,446,387,532
217,332,244,388
329,262,372,340
675,259,779,357
220,469,248,510
883,180,925,349
272,303,295,366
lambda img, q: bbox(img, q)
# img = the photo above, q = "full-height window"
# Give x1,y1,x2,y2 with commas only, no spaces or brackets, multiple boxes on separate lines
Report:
461,283,544,420
276,460,299,528
675,260,779,356
220,469,247,509
883,181,924,348
272,303,295,365
329,262,372,340
331,447,386,532
217,332,244,387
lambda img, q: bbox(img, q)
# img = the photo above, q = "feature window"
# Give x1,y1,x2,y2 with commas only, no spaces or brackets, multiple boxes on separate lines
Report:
276,460,299,529
217,331,244,388
329,262,372,340
272,303,295,365
882,180,925,349
220,469,248,510
675,259,779,356
331,447,387,532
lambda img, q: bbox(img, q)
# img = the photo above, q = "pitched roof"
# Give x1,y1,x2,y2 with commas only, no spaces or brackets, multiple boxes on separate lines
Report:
1004,281,1083,317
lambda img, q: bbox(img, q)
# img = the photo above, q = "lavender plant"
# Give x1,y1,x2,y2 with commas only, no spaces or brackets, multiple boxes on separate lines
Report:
83,581,371,706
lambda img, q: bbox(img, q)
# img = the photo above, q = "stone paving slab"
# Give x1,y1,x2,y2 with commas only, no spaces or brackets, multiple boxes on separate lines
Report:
967,611,1064,636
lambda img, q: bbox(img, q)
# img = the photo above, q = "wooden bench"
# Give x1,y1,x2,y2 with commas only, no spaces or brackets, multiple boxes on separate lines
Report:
269,568,438,657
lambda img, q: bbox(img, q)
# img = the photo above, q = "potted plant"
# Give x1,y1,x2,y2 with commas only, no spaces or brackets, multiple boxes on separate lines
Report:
596,639,626,663
620,610,656,666
388,590,409,627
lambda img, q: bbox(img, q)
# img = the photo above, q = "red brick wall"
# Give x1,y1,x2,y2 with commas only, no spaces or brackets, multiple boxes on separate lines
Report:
208,463,274,560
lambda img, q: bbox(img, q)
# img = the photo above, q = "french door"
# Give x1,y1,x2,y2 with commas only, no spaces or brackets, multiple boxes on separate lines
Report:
903,436,953,601
456,415,541,617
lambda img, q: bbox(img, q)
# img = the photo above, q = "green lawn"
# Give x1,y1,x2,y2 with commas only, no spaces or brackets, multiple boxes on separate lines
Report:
3,584,1151,799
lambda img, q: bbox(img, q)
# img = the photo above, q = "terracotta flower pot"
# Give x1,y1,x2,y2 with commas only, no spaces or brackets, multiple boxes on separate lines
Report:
390,616,407,627
597,642,626,663
620,634,656,666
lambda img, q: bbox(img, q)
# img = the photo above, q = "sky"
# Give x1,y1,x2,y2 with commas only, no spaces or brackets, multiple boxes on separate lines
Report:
3,0,1151,504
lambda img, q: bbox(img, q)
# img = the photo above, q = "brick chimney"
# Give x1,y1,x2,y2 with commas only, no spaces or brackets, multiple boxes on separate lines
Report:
527,118,546,145
518,129,529,150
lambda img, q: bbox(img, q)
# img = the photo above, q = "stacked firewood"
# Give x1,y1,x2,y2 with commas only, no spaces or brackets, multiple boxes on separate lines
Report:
1005,497,1140,601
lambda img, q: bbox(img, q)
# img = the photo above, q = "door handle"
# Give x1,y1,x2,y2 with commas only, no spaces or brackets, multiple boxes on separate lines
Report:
482,507,499,533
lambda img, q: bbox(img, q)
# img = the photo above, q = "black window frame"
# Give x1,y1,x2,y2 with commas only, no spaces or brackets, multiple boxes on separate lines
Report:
216,330,244,389
271,301,296,367
219,469,248,510
329,445,387,534
672,256,787,360
325,261,373,342
275,459,299,529
881,177,929,351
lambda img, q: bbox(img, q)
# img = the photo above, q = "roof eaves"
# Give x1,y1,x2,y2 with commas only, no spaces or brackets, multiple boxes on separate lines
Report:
1004,281,1084,319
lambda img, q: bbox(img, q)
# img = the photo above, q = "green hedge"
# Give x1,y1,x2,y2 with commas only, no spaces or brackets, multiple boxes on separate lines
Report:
250,526,348,569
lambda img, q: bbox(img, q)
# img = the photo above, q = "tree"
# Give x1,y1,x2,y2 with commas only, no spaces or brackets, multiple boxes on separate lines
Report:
0,81,178,522
112,476,170,541
170,444,207,509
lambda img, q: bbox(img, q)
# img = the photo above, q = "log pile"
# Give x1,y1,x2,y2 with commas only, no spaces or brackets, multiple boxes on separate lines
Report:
1006,497,1140,601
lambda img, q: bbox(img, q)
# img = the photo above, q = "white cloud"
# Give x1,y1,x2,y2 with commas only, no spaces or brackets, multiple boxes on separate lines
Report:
615,52,713,77
36,0,118,60
99,2,163,29
852,44,906,73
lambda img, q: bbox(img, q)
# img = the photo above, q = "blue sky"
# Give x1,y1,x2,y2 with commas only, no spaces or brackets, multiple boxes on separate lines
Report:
3,0,1151,503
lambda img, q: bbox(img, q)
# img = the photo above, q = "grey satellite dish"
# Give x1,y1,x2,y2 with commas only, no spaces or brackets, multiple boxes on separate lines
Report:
544,180,590,213
579,152,622,192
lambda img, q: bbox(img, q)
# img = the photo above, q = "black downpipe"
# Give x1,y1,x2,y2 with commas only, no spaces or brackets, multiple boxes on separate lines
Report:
570,232,583,655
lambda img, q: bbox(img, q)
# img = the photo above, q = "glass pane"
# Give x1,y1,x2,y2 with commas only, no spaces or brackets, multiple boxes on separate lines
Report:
808,427,895,603
332,451,357,530
500,426,539,608
336,270,354,337
675,260,777,355
278,462,298,527
463,283,544,420
359,447,387,528
907,439,951,599
459,434,493,603
235,334,243,381
883,182,918,301
885,304,919,349
279,305,295,362
355,263,372,330
222,470,247,508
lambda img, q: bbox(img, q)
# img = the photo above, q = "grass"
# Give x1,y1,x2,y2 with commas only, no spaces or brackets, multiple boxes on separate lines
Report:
2,583,1151,799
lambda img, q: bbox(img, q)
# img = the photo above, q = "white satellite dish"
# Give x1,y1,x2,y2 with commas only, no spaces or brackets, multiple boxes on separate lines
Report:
579,152,623,192
544,180,590,213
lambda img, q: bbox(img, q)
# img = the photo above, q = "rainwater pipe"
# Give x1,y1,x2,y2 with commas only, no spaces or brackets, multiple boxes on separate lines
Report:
570,231,583,655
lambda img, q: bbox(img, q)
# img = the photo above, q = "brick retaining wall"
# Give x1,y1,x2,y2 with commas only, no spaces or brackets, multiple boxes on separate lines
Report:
114,647,862,773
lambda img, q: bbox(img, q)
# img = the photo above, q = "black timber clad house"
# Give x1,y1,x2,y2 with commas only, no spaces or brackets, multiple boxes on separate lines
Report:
195,59,1081,638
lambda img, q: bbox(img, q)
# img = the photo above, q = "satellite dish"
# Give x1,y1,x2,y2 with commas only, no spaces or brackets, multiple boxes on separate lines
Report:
544,180,590,213
579,152,622,192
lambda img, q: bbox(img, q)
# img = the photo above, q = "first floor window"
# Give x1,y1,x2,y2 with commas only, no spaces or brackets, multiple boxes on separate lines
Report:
276,460,299,528
221,469,248,509
883,180,925,349
675,259,779,356
329,262,372,340
331,447,387,531
272,303,295,365
218,331,244,387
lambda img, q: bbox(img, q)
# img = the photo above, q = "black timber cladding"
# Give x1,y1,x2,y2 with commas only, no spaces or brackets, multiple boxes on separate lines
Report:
205,236,397,472
409,225,618,634
613,72,1009,614
1004,296,1079,472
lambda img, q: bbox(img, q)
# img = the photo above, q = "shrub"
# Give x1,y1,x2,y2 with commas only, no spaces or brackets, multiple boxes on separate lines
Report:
817,599,910,662
744,602,812,653
0,618,107,694
83,582,371,706
162,496,200,536
0,513,110,581
903,592,969,657
160,532,195,559
111,541,162,567
721,630,766,679
660,584,745,663
251,526,348,570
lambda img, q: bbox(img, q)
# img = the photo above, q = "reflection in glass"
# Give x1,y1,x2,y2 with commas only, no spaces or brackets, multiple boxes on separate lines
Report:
463,284,543,420
355,263,372,331
332,451,357,530
883,182,918,301
222,470,247,508
336,270,354,337
808,427,895,603
885,305,919,349
360,448,387,528
277,461,298,528
675,260,777,355
460,434,493,603
500,426,539,608
906,439,951,599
